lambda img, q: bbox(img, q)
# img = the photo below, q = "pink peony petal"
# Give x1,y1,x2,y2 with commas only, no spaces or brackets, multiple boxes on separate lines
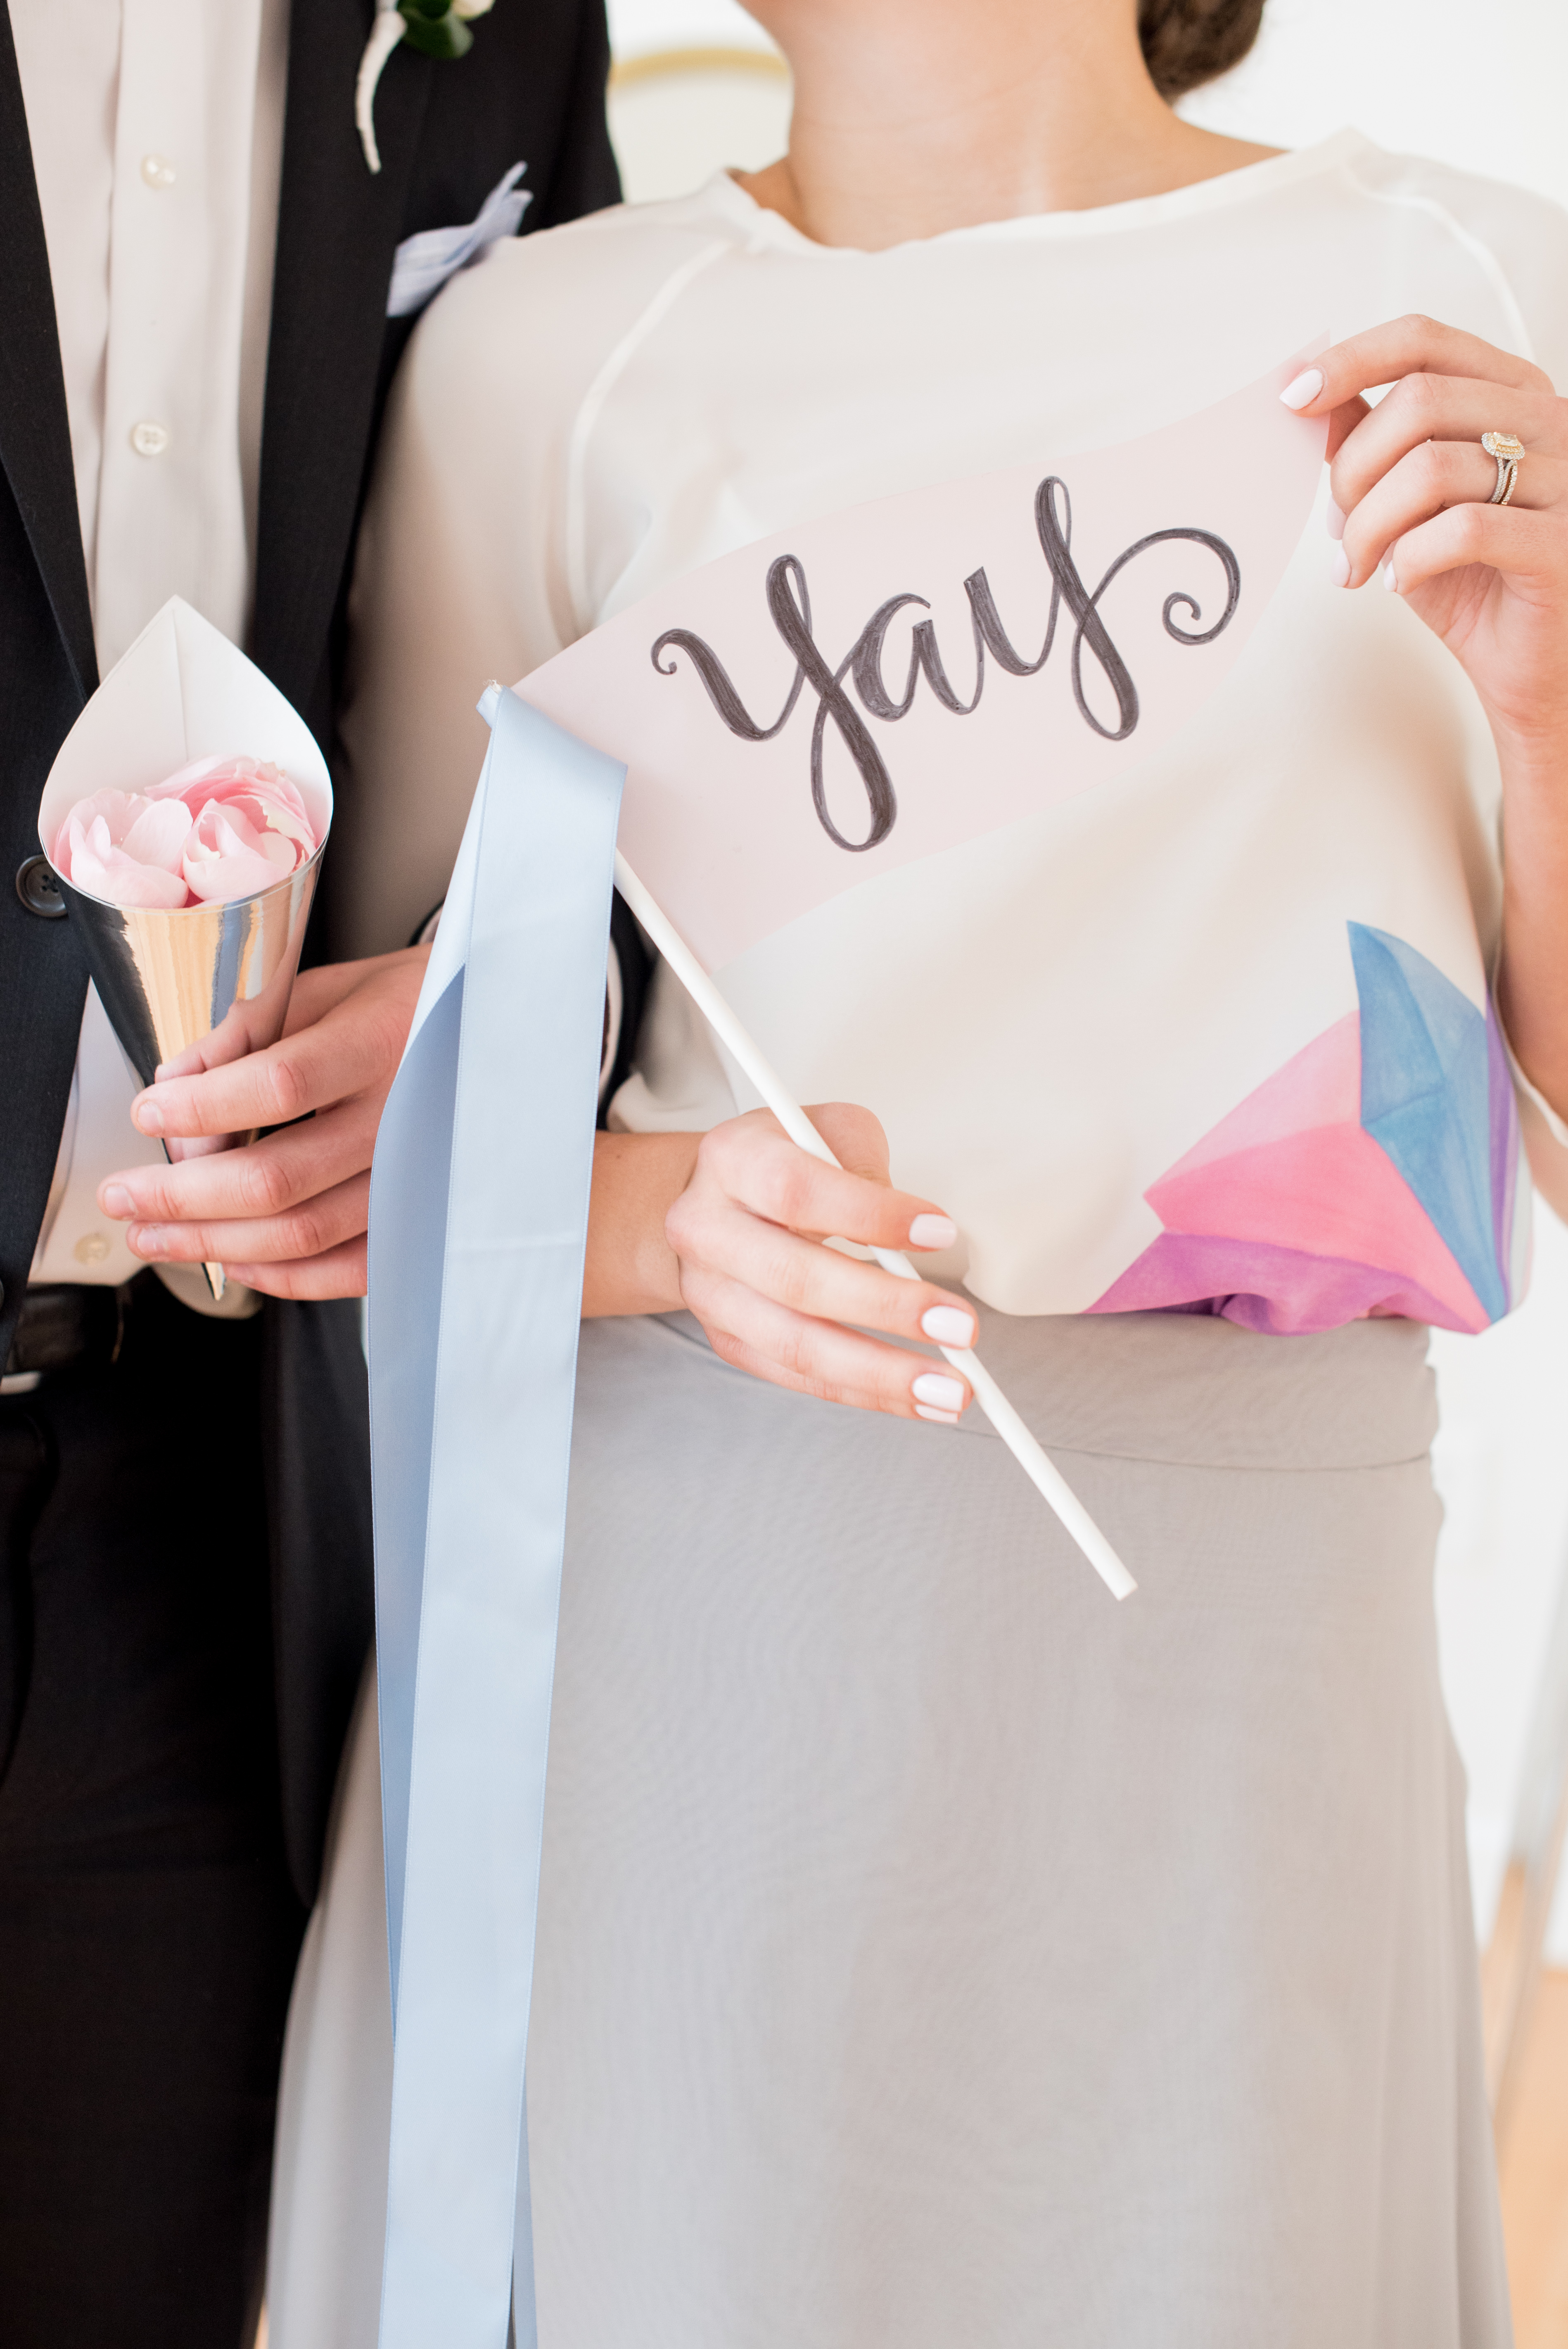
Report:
55,788,139,866
54,756,315,911
120,798,192,874
149,755,315,845
182,845,298,902
70,839,192,908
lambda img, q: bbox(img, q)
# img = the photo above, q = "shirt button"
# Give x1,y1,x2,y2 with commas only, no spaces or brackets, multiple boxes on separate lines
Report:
74,1233,111,1267
140,153,177,190
130,420,170,458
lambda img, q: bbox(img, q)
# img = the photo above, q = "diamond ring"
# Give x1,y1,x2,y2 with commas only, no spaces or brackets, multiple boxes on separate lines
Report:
1481,431,1525,507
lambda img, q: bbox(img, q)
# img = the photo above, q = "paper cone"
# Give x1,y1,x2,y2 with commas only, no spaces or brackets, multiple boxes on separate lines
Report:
39,599,332,1298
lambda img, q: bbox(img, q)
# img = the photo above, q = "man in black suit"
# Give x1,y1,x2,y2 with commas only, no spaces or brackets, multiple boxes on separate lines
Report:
0,4,619,2340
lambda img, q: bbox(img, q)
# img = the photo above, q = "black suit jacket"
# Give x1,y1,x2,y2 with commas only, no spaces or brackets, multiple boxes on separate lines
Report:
0,0,620,1902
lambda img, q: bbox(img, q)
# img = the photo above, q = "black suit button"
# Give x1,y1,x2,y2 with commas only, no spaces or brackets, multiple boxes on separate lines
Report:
16,856,67,919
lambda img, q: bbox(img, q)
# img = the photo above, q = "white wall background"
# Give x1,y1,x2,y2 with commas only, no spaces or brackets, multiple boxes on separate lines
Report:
603,0,1568,1953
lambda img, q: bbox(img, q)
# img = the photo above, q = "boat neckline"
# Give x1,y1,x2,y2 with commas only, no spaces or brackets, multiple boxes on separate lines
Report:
695,126,1376,259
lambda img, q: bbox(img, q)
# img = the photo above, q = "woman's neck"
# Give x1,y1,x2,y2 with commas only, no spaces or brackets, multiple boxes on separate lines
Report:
734,0,1279,250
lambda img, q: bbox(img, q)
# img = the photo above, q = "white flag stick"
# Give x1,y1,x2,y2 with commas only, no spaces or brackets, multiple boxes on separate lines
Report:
612,851,1136,1602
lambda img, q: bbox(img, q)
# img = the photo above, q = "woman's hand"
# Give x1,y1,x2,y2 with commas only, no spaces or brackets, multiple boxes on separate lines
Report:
1287,317,1568,740
1284,318,1568,1113
585,1105,978,1422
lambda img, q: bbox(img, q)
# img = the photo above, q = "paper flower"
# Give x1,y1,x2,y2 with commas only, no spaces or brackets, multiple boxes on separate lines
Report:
54,755,319,911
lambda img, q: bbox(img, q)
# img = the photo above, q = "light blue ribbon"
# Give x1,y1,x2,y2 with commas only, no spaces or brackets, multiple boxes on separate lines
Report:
366,690,626,2349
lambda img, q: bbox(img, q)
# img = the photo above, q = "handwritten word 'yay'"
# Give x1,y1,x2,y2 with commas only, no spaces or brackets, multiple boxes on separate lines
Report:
650,477,1241,854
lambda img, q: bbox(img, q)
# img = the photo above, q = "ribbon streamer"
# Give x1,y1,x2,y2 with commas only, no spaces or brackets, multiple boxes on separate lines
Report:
368,677,1134,2346
368,691,624,2347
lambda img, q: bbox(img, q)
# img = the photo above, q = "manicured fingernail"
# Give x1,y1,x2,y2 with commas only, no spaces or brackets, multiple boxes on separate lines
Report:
100,1183,132,1217
914,1404,960,1426
133,1095,164,1135
1383,561,1400,592
128,1224,165,1257
1280,367,1324,410
1328,543,1351,588
913,1371,966,1412
920,1304,975,1347
908,1212,958,1250
1326,497,1345,541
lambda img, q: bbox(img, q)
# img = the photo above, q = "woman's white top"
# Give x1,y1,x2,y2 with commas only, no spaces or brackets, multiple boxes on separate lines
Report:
340,129,1568,1330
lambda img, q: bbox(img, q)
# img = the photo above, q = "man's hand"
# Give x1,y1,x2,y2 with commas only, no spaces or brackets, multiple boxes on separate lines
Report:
96,947,429,1299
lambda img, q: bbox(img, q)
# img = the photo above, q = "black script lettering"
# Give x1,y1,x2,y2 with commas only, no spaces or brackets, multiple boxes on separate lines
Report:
654,556,897,852
650,481,1241,852
1031,479,1241,741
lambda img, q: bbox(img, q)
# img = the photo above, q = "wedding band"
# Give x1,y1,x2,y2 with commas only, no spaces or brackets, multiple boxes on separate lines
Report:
1482,430,1525,506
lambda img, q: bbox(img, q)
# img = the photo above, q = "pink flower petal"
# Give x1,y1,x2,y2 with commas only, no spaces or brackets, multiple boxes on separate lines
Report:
182,845,299,902
120,798,192,873
54,756,315,911
149,755,315,846
70,840,192,908
55,788,138,866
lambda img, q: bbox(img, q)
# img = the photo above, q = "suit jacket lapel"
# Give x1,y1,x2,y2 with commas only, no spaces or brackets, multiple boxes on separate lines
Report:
0,0,96,703
252,0,431,721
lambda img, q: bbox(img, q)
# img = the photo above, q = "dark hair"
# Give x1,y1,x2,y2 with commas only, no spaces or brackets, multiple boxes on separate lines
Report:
1138,0,1267,100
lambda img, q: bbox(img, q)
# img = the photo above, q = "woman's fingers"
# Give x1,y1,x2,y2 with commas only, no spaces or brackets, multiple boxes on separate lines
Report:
688,1267,973,1419
663,1104,977,1420
1328,375,1564,521
1383,501,1567,601
676,1191,975,1350
1284,316,1552,421
691,1108,951,1250
1339,440,1567,586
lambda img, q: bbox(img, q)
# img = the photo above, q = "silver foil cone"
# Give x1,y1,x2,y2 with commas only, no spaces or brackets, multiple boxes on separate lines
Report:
50,840,326,1298
52,842,324,1088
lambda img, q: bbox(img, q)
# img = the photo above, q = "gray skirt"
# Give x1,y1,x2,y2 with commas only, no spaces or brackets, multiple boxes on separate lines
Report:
266,1307,1511,2349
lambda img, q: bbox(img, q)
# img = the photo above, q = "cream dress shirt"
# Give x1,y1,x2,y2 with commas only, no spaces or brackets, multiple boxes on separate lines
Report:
14,0,286,1288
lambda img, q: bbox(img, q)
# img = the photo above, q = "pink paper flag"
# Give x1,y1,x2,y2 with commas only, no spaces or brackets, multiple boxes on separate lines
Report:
520,346,1328,972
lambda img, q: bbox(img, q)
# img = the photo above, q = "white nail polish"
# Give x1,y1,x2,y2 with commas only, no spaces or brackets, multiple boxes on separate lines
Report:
914,1403,960,1426
908,1212,958,1250
1280,367,1324,411
1326,498,1345,541
920,1305,975,1347
1383,562,1400,593
913,1371,965,1412
1328,544,1351,589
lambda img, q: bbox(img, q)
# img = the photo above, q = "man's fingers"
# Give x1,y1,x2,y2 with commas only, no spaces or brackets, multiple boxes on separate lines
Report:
223,1238,370,1300
282,948,423,1036
100,1099,376,1226
132,985,405,1139
1286,316,1552,417
124,1171,372,1267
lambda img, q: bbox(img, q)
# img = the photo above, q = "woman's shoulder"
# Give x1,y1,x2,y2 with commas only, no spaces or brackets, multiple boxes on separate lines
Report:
407,183,750,395
1333,137,1568,381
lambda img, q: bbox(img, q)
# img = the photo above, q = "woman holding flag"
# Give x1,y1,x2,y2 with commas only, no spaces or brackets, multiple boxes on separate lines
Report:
259,0,1568,2338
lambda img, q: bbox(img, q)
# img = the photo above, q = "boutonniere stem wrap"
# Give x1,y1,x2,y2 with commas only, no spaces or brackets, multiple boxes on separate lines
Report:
356,0,497,173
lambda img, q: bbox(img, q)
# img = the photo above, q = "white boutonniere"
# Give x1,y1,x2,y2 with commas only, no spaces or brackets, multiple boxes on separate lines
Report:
356,0,497,174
